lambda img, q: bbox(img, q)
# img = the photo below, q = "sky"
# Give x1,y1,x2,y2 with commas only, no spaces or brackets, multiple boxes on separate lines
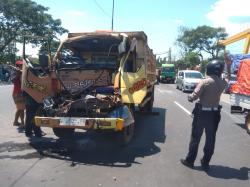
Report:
23,0,250,58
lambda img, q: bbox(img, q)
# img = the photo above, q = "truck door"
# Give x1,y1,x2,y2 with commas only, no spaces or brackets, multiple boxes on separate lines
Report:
120,52,147,104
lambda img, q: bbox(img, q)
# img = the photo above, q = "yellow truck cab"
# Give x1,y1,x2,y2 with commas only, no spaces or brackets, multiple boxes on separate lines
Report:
22,31,156,145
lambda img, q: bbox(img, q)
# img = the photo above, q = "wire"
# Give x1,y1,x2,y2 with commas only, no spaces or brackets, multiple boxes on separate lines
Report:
155,51,169,55
93,0,111,18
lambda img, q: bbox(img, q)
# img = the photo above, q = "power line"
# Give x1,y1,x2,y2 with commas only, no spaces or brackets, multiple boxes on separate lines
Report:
93,0,111,18
155,51,169,55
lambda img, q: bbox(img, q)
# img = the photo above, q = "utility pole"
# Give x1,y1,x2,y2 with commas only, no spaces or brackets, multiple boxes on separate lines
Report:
168,47,171,63
111,0,114,31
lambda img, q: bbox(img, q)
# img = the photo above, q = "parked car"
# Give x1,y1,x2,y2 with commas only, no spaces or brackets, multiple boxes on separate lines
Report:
224,74,237,94
176,70,203,92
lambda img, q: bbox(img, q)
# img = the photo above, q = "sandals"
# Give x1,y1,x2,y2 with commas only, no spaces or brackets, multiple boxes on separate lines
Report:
13,122,20,126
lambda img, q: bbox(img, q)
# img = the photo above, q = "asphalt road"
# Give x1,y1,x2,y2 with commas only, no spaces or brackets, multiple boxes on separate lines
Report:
0,83,249,187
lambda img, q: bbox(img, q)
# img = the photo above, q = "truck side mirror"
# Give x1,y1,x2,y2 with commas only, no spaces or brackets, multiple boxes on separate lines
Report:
118,33,128,54
129,38,137,52
118,40,126,54
39,54,49,67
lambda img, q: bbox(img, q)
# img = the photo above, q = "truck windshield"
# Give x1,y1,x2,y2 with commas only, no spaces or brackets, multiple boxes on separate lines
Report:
58,47,118,69
162,67,174,73
185,72,203,79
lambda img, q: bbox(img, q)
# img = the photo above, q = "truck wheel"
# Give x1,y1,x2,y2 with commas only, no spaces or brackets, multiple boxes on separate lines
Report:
181,84,185,92
145,92,154,112
53,128,75,139
117,104,135,146
245,113,250,134
139,87,154,112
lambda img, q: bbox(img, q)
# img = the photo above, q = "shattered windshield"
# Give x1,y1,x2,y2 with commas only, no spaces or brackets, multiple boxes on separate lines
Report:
57,44,119,69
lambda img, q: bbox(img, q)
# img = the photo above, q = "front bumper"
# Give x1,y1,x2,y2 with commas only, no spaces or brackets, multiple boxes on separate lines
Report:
35,105,135,131
183,83,197,91
160,76,175,81
35,117,125,131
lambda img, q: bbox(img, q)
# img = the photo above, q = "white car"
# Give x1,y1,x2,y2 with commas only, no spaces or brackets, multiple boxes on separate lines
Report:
176,70,204,92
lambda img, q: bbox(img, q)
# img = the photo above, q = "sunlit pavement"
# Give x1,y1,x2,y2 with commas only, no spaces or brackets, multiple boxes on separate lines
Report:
0,84,249,187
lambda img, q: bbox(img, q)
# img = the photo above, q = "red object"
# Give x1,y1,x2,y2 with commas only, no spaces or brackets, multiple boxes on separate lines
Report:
15,60,23,65
51,78,59,92
13,75,22,95
231,59,250,96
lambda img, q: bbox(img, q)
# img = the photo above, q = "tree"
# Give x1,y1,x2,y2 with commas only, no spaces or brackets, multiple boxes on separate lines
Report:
184,51,200,68
0,0,68,54
156,57,168,67
176,25,228,60
39,40,60,56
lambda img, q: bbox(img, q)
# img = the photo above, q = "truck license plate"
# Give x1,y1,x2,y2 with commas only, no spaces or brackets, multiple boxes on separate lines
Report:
60,118,87,126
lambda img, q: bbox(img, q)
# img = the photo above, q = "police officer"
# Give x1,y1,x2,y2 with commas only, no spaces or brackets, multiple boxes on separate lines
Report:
180,60,227,170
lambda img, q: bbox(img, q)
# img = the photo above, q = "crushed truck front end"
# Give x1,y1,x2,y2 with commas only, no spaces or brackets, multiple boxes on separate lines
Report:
35,105,134,131
24,30,155,144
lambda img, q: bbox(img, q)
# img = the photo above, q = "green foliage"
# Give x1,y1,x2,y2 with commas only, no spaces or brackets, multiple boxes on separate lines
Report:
0,43,18,64
0,0,68,63
176,25,228,60
184,51,200,67
39,40,60,56
200,60,209,74
156,57,167,67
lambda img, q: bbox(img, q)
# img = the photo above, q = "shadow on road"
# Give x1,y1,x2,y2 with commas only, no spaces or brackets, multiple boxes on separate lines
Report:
235,123,247,132
0,107,166,168
195,165,250,180
207,165,250,180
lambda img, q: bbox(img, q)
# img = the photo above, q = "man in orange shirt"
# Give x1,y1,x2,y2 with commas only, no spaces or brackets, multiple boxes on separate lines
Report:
12,60,25,127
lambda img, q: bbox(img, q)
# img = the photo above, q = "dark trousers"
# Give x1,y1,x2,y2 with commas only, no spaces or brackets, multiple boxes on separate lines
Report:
185,109,221,164
25,103,42,136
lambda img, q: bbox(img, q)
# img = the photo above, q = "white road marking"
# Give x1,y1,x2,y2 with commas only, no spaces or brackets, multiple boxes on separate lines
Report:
156,88,173,94
162,90,173,94
174,101,192,116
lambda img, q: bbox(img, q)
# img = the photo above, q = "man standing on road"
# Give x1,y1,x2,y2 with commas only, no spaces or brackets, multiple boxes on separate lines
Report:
180,60,228,170
12,60,25,127
24,92,46,137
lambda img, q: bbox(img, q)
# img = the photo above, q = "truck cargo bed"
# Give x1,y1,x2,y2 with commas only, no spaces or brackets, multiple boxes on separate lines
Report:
230,93,250,110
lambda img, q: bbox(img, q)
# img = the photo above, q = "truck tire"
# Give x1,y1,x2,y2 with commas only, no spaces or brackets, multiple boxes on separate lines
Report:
53,128,75,139
181,84,185,92
145,91,154,112
139,87,154,112
117,104,135,146
245,113,250,134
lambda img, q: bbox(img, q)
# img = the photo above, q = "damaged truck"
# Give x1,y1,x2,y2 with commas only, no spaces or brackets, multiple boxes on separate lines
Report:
22,31,157,145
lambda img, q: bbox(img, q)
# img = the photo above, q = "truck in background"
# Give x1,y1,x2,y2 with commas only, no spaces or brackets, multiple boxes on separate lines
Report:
219,28,250,134
21,31,157,145
159,63,175,83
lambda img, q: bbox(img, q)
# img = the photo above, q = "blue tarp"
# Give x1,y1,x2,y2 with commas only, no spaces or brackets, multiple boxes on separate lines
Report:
229,53,250,73
107,105,129,119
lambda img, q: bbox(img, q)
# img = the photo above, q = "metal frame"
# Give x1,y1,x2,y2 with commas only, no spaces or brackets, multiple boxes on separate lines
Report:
219,29,250,54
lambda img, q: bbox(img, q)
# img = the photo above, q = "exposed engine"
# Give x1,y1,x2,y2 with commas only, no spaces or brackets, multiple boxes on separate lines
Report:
42,66,123,118
43,92,122,118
